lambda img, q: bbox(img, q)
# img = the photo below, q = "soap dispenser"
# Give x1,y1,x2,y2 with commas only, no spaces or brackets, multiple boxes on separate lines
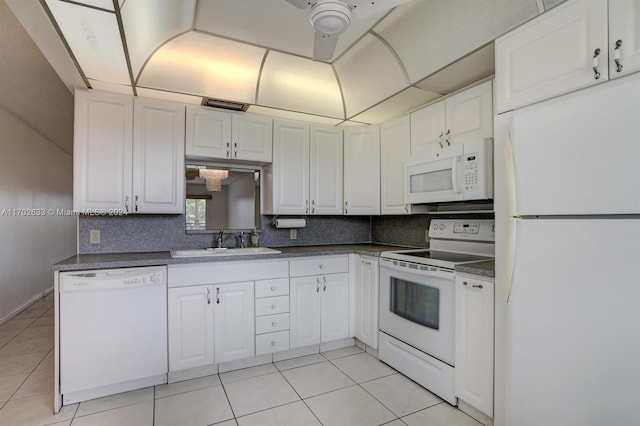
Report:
250,229,259,247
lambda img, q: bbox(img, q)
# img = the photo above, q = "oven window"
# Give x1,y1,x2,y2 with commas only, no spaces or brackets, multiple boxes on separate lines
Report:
390,277,439,329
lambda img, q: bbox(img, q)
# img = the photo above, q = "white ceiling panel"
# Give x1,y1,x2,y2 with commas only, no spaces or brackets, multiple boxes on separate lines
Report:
349,87,441,124
121,0,197,79
334,33,408,118
258,52,344,119
193,0,384,61
138,31,265,104
72,0,114,11
248,105,343,126
45,0,130,84
375,0,538,84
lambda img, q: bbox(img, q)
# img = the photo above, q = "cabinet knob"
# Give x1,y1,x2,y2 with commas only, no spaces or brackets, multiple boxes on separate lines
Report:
319,264,324,269
270,286,277,291
271,341,277,347
271,304,277,309
272,322,277,327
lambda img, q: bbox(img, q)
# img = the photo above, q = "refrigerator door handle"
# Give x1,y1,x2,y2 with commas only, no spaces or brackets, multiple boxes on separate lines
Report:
504,130,517,301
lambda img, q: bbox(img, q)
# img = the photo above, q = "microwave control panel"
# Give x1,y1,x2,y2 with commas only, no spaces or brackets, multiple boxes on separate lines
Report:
464,154,480,191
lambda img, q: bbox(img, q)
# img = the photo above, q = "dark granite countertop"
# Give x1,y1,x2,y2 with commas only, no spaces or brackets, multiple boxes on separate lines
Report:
52,243,411,272
455,260,495,278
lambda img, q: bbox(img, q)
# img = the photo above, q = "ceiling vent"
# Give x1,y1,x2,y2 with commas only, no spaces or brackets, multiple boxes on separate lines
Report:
202,97,248,111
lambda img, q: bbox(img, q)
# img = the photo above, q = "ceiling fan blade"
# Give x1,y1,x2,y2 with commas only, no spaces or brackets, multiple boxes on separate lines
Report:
349,0,413,19
285,0,311,9
313,31,339,61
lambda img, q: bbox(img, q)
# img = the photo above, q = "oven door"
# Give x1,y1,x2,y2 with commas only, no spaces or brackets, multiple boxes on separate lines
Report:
404,144,465,204
379,259,455,365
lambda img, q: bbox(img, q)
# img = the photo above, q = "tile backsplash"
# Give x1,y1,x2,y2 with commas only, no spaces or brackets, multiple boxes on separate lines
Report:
78,211,494,254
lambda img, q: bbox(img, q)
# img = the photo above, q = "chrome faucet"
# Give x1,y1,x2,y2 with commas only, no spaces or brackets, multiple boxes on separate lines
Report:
237,231,246,248
216,230,226,248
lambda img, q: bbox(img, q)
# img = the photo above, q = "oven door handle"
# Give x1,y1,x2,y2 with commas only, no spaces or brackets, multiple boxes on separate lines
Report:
380,260,453,280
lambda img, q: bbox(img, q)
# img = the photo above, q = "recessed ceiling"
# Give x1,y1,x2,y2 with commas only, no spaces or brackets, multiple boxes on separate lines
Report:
6,0,545,125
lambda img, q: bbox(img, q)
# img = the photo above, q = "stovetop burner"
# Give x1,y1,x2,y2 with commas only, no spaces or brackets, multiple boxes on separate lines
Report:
380,249,493,269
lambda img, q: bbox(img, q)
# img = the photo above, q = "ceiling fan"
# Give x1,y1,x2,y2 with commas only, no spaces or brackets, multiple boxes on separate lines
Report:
285,0,413,61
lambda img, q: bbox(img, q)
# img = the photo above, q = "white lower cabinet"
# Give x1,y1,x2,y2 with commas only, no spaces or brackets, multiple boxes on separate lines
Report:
354,256,379,349
454,273,494,418
167,260,288,372
214,281,255,364
290,256,350,348
167,286,214,372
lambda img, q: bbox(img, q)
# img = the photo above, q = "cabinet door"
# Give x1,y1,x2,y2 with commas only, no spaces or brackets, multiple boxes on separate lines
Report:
290,276,321,348
185,106,231,160
343,126,380,215
609,0,640,79
271,120,310,214
168,286,214,371
355,257,379,349
455,276,494,417
320,273,350,343
310,125,343,215
73,90,133,211
410,101,445,154
380,116,411,215
495,0,608,113
232,113,273,162
132,97,185,213
445,80,493,145
214,281,255,364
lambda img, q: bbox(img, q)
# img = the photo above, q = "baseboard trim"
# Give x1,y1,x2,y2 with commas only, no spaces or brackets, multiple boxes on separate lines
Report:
0,286,53,325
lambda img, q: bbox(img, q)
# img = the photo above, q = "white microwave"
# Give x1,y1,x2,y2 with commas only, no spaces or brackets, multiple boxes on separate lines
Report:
404,138,493,204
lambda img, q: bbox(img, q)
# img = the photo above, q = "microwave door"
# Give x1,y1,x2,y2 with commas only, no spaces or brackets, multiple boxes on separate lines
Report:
405,155,463,203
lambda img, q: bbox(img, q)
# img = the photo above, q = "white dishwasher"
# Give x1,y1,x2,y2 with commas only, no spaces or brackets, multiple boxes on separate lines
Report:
59,266,168,405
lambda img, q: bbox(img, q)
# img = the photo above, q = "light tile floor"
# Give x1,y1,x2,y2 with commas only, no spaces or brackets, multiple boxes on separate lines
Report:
0,294,482,425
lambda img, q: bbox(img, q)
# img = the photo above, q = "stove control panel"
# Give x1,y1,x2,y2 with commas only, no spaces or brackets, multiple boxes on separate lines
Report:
429,219,495,242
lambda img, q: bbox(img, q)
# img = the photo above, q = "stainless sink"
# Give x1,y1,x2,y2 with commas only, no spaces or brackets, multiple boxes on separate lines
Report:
170,247,282,258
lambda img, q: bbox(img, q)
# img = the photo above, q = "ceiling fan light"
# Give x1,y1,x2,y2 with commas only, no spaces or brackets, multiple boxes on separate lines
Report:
310,1,351,34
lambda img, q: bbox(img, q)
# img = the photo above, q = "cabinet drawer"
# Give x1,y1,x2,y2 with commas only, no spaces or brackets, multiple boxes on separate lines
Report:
256,313,290,335
255,278,289,298
256,330,290,355
255,296,289,316
289,256,348,277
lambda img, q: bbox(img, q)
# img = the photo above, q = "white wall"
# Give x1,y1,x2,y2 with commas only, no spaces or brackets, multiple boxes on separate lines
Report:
0,0,76,322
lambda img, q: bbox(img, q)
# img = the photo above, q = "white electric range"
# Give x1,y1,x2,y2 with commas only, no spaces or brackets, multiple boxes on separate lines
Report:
378,219,495,405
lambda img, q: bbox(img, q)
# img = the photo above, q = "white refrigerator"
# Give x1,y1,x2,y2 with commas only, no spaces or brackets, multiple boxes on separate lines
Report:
494,73,640,426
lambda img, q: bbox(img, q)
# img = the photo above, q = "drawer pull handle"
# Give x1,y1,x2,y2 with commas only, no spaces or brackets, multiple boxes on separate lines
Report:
272,322,277,327
463,281,484,289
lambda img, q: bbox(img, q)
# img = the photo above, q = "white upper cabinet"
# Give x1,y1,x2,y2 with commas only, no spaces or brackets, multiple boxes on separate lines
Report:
380,116,411,215
266,120,342,215
343,126,381,215
609,0,640,80
133,97,185,214
268,119,310,215
495,0,609,113
74,90,133,212
309,125,343,215
74,90,184,214
185,106,272,162
410,81,493,154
